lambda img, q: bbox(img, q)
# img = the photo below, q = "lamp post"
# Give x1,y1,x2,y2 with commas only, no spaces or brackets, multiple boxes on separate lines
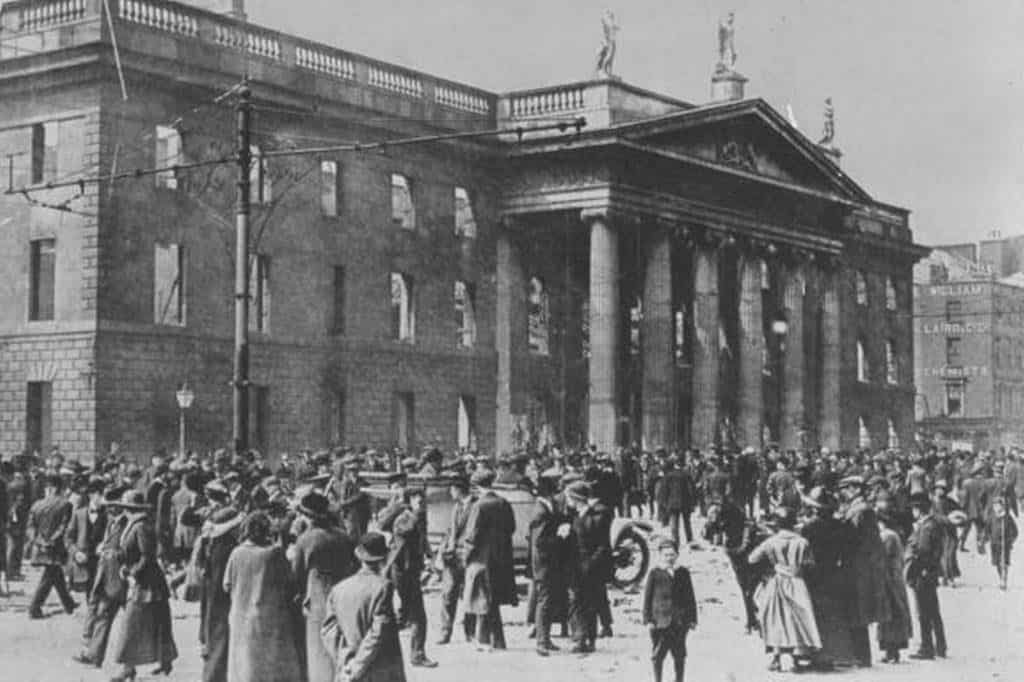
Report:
176,383,195,458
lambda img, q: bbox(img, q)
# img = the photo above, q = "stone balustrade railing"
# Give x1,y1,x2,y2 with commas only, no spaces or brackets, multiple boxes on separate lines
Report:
10,0,86,31
509,84,586,118
0,0,497,124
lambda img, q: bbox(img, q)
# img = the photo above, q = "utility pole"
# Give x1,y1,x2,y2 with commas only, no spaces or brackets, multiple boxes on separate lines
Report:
232,82,252,454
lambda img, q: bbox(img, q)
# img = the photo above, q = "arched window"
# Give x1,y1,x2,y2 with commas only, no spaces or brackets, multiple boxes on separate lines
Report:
885,339,898,384
857,339,869,382
887,418,899,448
858,417,872,449
527,277,549,355
885,276,897,311
855,271,868,306
390,272,414,341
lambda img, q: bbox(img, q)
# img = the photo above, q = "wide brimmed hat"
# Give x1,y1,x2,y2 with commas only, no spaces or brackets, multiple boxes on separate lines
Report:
947,510,968,526
355,531,388,562
297,491,331,519
565,481,591,503
205,480,230,500
470,469,496,488
838,475,865,489
110,490,150,511
908,492,932,510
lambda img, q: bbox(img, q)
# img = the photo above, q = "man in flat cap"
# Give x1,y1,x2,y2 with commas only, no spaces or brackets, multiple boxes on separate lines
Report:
437,476,476,645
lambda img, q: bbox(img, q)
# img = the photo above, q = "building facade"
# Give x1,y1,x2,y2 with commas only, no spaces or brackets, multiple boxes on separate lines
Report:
914,247,1024,450
0,0,925,461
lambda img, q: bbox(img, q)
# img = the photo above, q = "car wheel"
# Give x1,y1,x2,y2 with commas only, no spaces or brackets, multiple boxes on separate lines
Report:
611,528,649,589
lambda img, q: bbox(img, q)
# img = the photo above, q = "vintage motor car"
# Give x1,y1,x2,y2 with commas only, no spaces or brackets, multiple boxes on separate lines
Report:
360,472,653,589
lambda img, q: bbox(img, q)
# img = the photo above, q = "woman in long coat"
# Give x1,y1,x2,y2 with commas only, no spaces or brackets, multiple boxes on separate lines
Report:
197,506,243,682
223,511,303,682
876,511,913,663
800,488,856,669
289,492,356,682
748,507,821,672
109,491,178,681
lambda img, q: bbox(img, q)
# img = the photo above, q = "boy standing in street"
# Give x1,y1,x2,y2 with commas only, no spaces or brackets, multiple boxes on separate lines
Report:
642,537,697,682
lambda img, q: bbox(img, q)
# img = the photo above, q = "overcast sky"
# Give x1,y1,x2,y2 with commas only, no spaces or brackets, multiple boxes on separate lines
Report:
246,0,1023,247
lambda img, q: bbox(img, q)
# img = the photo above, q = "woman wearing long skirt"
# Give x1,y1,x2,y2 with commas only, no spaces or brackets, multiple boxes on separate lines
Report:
223,511,303,682
876,511,913,663
108,491,178,682
749,506,821,672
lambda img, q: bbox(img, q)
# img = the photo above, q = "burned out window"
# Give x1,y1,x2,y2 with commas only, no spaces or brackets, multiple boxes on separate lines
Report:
454,280,476,348
885,339,897,384
885,276,897,311
391,174,415,230
454,186,476,238
29,238,55,321
527,276,549,355
946,383,963,417
154,243,185,325
321,160,339,216
248,254,271,333
858,417,871,449
155,125,182,189
857,339,869,382
390,272,415,342
250,145,271,204
457,394,477,450
855,271,868,306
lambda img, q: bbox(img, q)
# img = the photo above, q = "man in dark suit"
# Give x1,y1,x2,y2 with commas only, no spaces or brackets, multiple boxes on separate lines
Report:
437,476,476,645
380,487,437,668
27,474,77,619
464,468,517,651
656,456,696,547
529,474,571,656
567,481,613,654
959,464,990,553
64,477,107,593
73,487,126,668
906,492,948,660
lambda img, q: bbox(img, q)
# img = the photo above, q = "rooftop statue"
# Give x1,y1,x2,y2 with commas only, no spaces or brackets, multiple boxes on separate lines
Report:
596,9,619,78
819,98,836,146
717,12,737,71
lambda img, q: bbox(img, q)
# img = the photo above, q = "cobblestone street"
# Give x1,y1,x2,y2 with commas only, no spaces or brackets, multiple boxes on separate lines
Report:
3,520,1022,682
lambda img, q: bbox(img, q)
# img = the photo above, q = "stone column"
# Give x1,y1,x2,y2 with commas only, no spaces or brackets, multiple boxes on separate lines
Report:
737,254,765,448
495,226,522,457
691,245,720,447
641,229,674,451
780,264,806,450
585,210,620,452
820,264,842,450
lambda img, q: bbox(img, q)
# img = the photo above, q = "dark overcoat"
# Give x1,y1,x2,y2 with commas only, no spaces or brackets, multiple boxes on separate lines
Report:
321,568,405,682
841,497,890,627
527,498,567,583
64,504,105,591
464,490,517,607
28,494,72,566
291,525,356,682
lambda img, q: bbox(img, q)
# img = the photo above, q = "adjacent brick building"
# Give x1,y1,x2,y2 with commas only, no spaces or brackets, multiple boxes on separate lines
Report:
914,246,1024,450
0,0,927,462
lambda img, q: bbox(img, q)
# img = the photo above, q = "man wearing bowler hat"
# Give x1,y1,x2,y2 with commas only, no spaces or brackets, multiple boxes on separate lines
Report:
322,532,407,682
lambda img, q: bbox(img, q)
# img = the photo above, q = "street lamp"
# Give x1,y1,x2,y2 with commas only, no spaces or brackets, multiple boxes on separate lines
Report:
175,382,195,458
771,314,788,444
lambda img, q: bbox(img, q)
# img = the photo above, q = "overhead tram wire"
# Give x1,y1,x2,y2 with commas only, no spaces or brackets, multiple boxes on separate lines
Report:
4,117,587,198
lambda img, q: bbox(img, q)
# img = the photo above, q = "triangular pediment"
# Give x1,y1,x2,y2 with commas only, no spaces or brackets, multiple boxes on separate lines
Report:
617,100,871,203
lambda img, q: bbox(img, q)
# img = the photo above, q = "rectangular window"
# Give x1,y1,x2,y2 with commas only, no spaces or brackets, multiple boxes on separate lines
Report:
390,272,415,342
250,145,271,204
528,277,550,355
330,389,346,445
248,254,271,333
945,383,963,417
454,186,476,238
454,280,476,348
321,160,339,216
457,394,477,450
393,391,415,450
945,299,962,322
154,243,185,325
945,336,961,365
391,173,415,230
249,385,269,450
155,125,182,189
331,265,346,335
25,381,52,455
30,122,58,184
29,238,56,321
886,340,898,384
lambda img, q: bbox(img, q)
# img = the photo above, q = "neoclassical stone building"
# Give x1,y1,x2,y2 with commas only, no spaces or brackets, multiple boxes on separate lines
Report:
0,0,926,460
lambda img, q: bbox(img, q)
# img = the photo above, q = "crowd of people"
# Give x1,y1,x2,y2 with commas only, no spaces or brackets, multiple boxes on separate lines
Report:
0,440,1018,681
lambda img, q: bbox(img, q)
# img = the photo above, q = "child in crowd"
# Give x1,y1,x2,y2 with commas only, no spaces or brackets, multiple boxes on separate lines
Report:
642,537,697,682
987,496,1018,590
